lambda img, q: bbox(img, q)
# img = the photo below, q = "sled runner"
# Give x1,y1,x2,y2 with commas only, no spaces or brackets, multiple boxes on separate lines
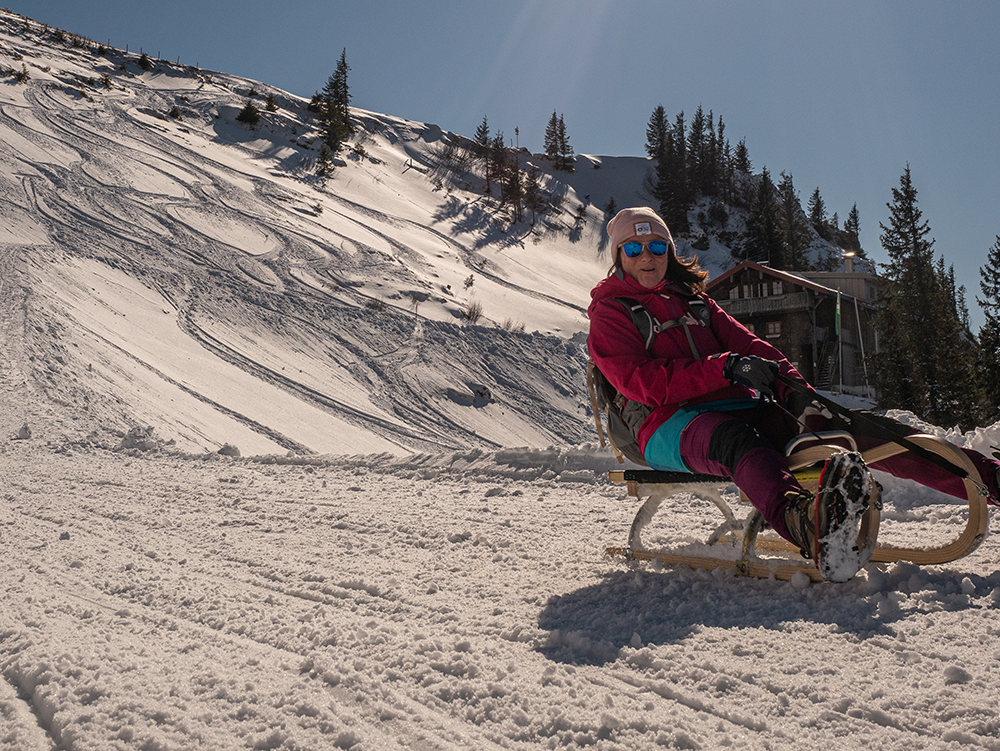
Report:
605,432,990,583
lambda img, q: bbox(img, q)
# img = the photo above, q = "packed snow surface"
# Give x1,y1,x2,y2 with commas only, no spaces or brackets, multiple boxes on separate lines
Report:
4,9,1000,751
6,438,1000,751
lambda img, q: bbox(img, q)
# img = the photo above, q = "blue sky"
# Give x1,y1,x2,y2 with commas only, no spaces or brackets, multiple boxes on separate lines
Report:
12,0,1000,328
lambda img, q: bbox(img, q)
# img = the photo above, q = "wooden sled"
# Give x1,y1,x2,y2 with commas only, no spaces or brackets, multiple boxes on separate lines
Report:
606,433,990,583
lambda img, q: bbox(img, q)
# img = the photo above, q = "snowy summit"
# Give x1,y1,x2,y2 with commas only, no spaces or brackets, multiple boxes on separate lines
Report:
3,10,1000,751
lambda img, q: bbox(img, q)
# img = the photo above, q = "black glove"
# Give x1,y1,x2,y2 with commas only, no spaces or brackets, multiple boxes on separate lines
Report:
724,355,779,398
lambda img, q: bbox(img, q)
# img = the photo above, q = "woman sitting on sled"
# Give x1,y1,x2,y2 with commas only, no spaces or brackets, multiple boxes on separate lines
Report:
587,206,1000,580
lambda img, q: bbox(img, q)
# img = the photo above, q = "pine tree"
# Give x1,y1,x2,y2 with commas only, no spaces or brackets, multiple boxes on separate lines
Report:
671,113,690,229
932,258,982,428
704,110,720,196
807,187,827,231
875,166,982,428
733,138,752,174
470,117,490,191
320,49,353,153
485,131,506,195
544,111,560,164
977,236,1000,420
977,236,1000,323
876,167,933,414
500,146,524,221
683,107,721,197
654,113,690,234
844,203,862,253
979,323,1000,425
556,114,574,172
316,143,334,179
645,105,668,159
474,115,490,159
687,105,707,195
236,99,260,126
652,135,673,226
717,117,734,203
335,49,354,136
744,167,784,265
776,172,812,270
716,117,727,165
543,112,574,172
524,164,544,225
957,282,971,332
508,165,524,221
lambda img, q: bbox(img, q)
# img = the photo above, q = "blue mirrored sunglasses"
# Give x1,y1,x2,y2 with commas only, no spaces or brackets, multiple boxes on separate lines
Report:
621,239,669,258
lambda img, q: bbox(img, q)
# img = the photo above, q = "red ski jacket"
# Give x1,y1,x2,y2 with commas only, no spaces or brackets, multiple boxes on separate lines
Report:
587,269,806,453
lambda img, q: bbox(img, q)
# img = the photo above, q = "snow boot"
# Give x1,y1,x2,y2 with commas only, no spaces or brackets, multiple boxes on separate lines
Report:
784,450,877,582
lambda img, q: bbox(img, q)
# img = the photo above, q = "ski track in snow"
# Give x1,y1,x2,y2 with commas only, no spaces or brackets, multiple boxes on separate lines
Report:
1,11,599,458
5,10,1000,750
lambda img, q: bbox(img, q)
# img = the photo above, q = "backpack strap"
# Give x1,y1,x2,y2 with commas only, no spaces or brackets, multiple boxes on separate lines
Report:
588,358,631,463
612,295,710,359
612,297,655,348
586,360,609,450
684,295,712,326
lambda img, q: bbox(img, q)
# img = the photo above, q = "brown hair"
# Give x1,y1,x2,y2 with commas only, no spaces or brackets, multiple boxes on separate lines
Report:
609,242,709,293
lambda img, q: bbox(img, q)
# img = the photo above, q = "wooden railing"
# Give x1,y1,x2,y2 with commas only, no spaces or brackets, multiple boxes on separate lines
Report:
716,292,809,316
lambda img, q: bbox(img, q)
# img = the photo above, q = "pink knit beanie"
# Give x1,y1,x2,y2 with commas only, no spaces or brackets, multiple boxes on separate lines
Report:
607,207,675,257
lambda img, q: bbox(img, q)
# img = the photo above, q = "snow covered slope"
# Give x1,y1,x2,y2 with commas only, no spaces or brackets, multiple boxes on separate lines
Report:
0,9,662,456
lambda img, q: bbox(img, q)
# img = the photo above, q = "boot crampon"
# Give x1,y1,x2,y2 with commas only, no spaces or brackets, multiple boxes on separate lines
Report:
785,450,879,583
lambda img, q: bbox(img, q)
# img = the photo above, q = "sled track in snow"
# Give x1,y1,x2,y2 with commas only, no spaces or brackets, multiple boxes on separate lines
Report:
80,321,310,453
176,302,462,453
317,192,589,316
0,664,58,751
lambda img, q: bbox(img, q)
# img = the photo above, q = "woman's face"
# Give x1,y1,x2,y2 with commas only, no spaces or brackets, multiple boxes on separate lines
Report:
619,234,670,289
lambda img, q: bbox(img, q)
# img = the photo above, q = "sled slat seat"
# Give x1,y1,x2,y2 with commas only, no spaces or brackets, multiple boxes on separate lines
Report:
608,469,729,498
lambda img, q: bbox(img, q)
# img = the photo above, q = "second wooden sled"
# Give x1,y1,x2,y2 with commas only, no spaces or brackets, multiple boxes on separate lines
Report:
606,433,990,582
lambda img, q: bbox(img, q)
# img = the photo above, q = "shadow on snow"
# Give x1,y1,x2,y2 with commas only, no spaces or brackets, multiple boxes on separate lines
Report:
535,564,1000,666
